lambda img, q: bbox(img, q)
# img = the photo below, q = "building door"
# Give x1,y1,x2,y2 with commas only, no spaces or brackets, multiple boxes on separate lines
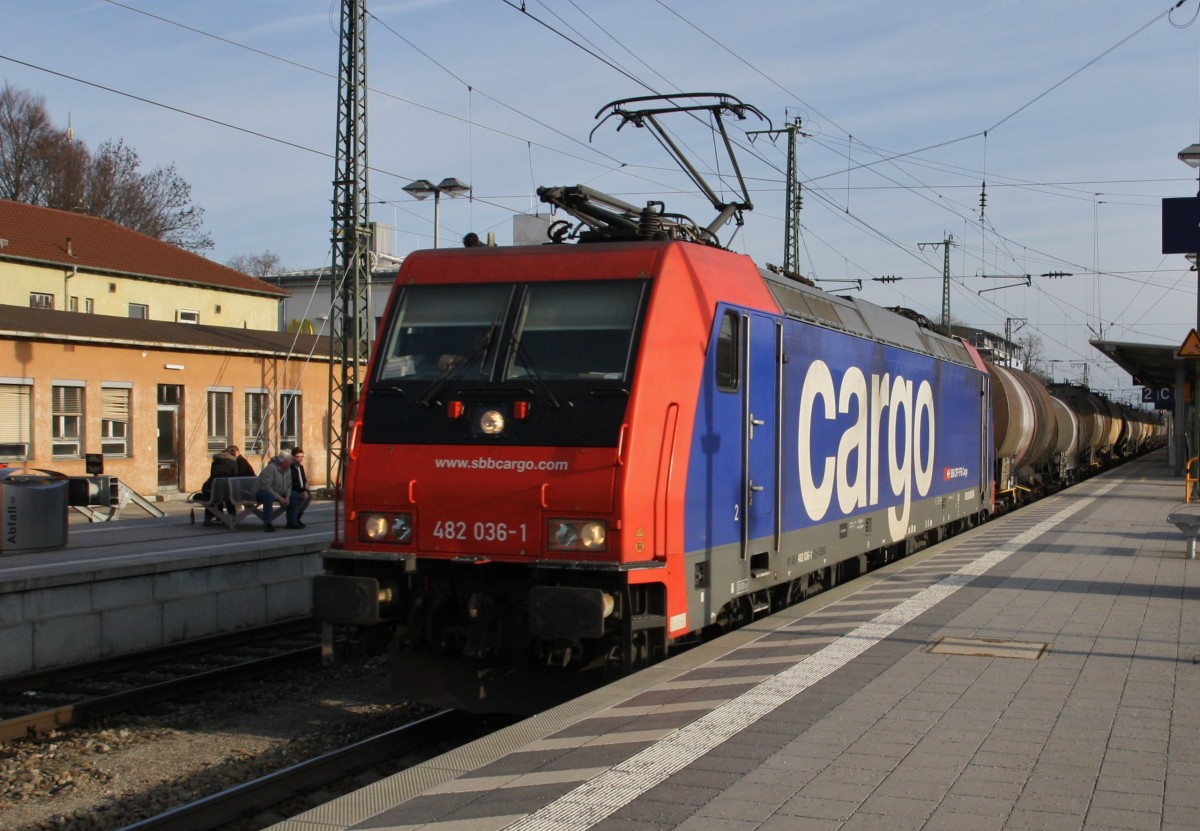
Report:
157,384,182,491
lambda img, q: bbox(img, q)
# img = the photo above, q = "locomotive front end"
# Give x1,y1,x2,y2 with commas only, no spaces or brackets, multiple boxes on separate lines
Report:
314,245,673,709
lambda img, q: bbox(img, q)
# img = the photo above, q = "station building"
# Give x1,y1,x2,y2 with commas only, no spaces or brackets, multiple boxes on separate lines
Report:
0,199,340,498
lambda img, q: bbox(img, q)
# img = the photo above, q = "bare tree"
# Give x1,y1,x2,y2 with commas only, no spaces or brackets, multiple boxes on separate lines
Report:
0,83,213,251
78,140,213,251
227,250,283,278
39,131,89,211
1018,332,1047,378
0,83,60,203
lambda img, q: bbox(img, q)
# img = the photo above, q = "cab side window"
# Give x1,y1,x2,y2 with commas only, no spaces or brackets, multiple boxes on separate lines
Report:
716,310,740,392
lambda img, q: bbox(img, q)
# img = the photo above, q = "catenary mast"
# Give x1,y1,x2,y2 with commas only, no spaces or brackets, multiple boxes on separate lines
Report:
327,0,371,500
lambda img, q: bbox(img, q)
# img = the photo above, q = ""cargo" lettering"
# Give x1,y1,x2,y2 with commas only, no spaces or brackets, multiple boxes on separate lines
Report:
797,360,935,541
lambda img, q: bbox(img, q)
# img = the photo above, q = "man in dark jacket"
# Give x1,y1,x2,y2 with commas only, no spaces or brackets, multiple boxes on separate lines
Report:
286,447,313,529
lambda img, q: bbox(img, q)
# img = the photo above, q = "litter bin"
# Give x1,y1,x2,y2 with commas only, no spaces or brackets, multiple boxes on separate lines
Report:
0,468,69,553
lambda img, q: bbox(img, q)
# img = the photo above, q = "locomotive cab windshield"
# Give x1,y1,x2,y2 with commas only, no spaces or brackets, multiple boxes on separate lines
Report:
365,277,647,447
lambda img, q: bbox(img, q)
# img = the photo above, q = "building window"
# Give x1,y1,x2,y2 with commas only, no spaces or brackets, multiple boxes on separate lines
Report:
100,386,131,457
207,390,231,453
244,391,269,455
128,303,148,319
158,385,182,406
30,292,54,309
84,298,94,314
0,382,31,459
52,384,84,458
177,309,199,324
68,296,79,312
280,392,301,449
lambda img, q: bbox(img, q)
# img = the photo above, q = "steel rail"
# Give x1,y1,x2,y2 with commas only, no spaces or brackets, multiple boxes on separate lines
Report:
0,645,322,742
113,709,475,831
0,617,314,696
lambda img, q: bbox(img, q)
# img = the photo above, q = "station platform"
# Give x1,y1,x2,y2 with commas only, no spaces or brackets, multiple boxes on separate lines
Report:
271,448,1200,831
0,499,334,677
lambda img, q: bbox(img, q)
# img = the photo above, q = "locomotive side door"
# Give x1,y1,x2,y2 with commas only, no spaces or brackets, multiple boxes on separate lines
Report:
742,312,782,558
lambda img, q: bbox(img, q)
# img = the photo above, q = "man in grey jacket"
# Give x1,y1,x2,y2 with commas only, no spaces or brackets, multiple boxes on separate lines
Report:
255,452,293,532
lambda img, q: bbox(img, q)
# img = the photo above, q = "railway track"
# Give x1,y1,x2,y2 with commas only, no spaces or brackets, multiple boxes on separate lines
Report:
0,619,322,742
111,709,492,831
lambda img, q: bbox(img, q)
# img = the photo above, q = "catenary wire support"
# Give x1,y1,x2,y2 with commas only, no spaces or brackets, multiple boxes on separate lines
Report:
747,115,808,277
918,236,955,336
328,0,371,511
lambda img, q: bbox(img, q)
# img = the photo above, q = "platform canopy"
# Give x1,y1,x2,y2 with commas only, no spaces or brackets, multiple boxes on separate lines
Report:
1090,339,1179,389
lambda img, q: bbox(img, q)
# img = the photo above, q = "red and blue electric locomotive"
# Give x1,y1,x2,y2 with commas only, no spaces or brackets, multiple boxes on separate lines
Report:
314,232,996,709
313,95,1158,711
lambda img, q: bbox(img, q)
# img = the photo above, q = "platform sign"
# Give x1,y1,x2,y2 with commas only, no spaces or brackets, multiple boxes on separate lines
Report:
1179,329,1200,359
1142,386,1174,409
1163,197,1200,254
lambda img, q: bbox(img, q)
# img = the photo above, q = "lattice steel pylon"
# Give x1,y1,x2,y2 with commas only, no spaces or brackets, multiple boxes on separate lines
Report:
747,115,805,276
327,0,371,494
918,235,955,337
783,117,803,276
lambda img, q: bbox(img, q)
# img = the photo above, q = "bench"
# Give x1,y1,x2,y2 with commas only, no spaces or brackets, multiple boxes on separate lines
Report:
190,476,276,530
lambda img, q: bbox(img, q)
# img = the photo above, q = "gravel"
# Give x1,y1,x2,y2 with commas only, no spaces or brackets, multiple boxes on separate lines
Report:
0,656,433,831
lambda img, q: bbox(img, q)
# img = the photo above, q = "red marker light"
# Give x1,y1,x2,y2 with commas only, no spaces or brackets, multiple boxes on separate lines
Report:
513,401,529,419
447,401,464,419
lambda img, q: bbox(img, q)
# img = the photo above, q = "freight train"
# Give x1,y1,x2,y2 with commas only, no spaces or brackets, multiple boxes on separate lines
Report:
312,230,1164,710
312,95,1164,711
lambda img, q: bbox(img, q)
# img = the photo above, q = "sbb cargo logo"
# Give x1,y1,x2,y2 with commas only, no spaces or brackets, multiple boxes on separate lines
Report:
797,360,935,542
944,466,968,480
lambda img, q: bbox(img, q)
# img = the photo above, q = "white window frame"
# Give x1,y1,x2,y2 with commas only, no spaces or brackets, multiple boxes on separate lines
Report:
0,378,32,460
207,388,232,453
244,389,269,456
100,383,132,457
279,390,301,450
52,380,85,459
177,309,200,324
128,303,148,319
30,292,54,309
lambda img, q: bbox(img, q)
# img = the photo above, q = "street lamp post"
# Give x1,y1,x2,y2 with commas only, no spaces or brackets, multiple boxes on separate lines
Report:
1177,144,1200,480
403,177,471,248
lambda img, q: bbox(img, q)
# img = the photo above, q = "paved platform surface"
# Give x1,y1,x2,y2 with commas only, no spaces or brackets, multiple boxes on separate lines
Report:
271,449,1200,831
0,498,335,592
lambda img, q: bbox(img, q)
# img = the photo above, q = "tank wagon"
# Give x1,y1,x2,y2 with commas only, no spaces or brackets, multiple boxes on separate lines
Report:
989,372,1166,507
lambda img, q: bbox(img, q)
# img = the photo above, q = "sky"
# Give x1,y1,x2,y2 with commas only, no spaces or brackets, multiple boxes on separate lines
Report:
3,0,1200,400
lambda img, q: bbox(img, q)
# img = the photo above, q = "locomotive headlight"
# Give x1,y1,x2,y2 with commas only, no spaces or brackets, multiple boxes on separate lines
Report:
579,521,606,550
553,522,579,549
391,514,413,543
363,514,390,541
547,519,608,552
479,409,505,435
360,512,414,545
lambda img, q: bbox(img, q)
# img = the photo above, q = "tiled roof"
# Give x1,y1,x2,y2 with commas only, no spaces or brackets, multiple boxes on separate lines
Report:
0,199,288,298
0,303,333,359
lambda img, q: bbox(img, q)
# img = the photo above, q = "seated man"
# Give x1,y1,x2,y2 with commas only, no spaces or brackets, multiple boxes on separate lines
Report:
254,452,293,532
286,447,313,529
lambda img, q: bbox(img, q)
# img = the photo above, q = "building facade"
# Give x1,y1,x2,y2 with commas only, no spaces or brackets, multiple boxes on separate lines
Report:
0,306,336,497
0,199,287,329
